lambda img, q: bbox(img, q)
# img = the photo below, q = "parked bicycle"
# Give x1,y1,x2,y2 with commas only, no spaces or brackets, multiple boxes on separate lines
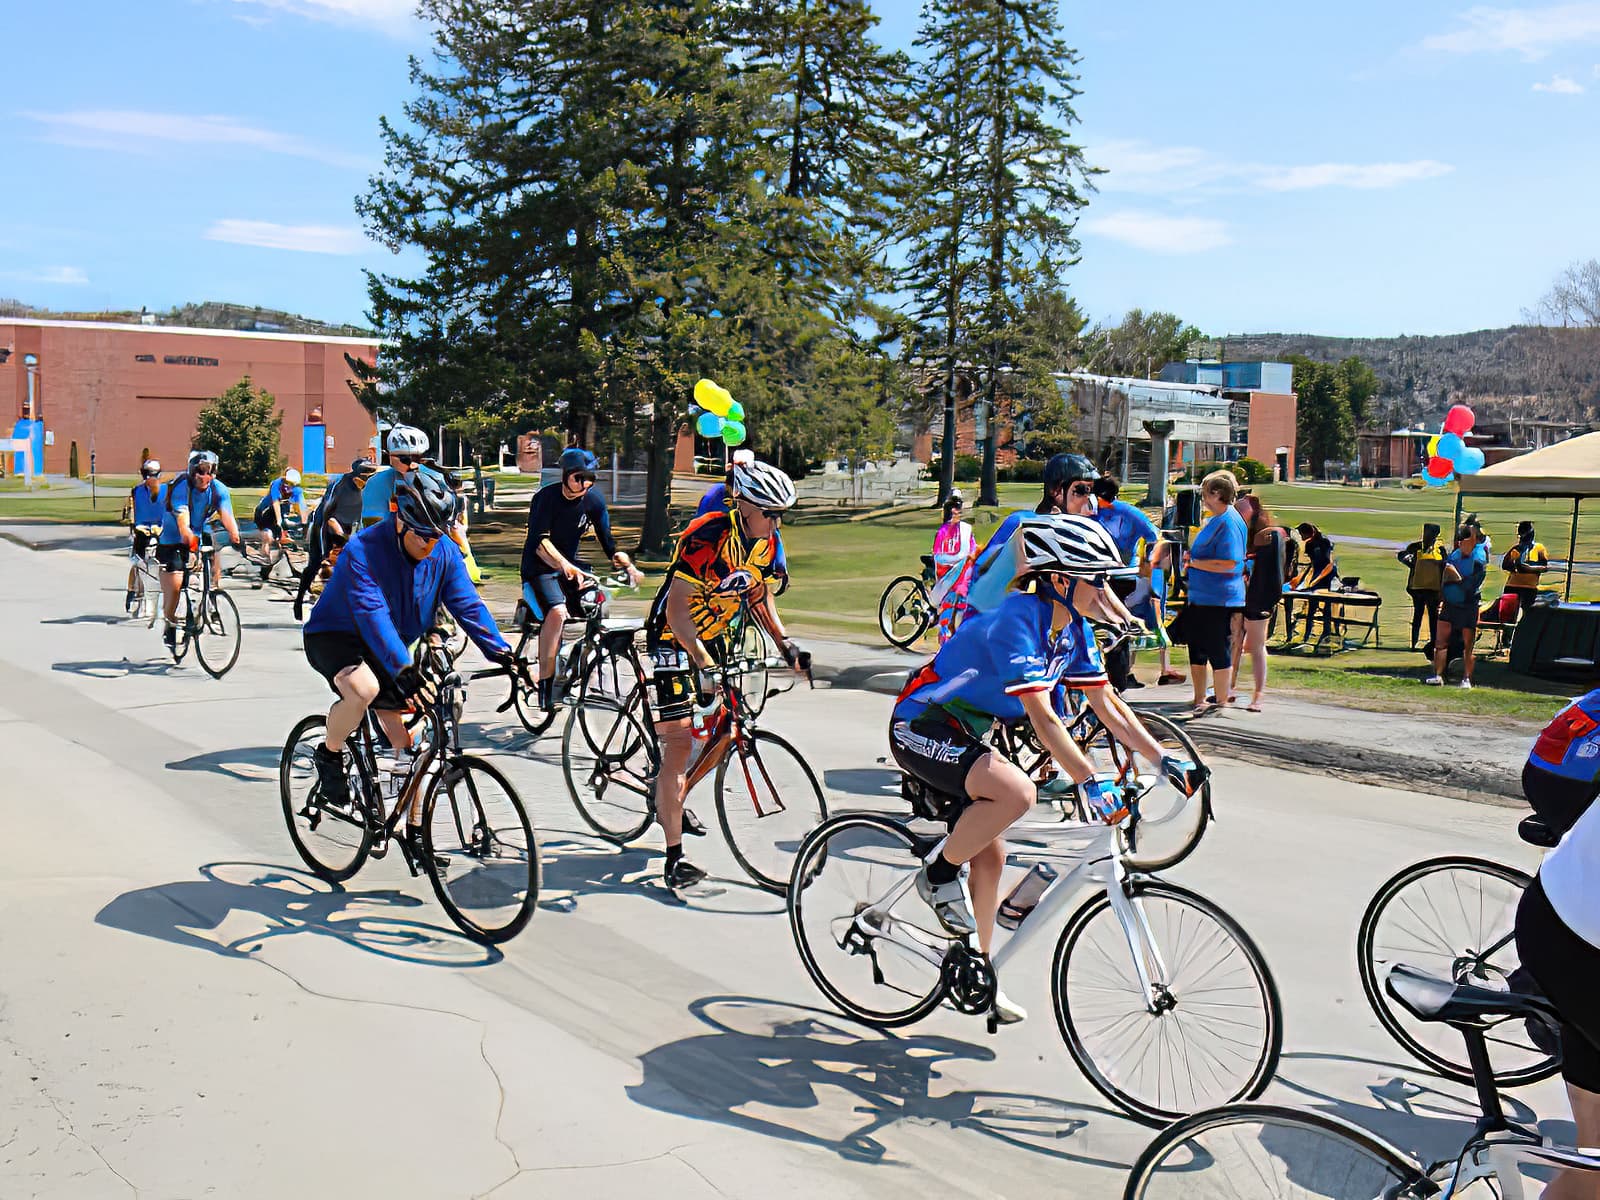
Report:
787,796,1282,1125
278,635,540,944
560,604,824,894
878,554,939,649
166,542,242,677
1122,962,1588,1198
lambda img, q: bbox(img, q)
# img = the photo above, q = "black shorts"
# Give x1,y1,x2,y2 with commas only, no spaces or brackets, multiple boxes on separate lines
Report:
254,500,283,535
1516,876,1600,1093
649,646,696,723
131,529,154,559
1440,601,1479,630
303,630,408,711
1183,604,1238,670
889,706,989,804
523,572,583,622
156,531,214,573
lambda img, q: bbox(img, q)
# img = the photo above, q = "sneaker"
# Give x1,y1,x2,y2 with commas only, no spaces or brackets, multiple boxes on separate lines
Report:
312,743,349,806
1121,675,1145,691
537,677,555,712
1156,671,1185,686
682,807,707,838
916,864,976,936
124,589,136,612
1422,675,1444,686
664,857,707,890
259,563,271,582
1460,678,1473,690
991,989,1028,1026
163,624,177,650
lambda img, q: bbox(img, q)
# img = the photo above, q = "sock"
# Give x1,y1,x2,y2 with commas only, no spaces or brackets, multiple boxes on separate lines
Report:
665,843,683,871
926,852,960,886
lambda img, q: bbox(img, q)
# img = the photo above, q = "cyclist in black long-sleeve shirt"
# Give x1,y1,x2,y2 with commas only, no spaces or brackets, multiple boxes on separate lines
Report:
519,448,642,709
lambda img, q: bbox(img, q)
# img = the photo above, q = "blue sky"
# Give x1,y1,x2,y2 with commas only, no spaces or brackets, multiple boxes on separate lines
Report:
4,0,1598,337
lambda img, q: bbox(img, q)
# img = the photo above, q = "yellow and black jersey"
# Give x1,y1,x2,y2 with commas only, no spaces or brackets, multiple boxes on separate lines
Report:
646,510,781,650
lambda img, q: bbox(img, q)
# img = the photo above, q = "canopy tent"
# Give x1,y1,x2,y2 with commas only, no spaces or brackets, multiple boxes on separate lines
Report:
1458,432,1600,598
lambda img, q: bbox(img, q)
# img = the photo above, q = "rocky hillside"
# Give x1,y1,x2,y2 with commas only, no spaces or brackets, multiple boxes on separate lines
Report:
0,298,372,339
1217,326,1600,428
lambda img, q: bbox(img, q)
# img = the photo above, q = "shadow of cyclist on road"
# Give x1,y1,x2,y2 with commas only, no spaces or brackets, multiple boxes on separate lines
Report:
537,837,784,917
96,860,500,967
626,995,1128,1169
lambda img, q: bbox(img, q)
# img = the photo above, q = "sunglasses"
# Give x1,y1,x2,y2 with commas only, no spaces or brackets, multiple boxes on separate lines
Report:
393,454,419,466
401,525,441,543
192,468,215,478
1068,483,1094,497
570,472,596,485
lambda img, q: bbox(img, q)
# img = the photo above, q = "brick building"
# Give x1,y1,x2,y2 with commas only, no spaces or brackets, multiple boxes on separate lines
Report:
1,318,380,476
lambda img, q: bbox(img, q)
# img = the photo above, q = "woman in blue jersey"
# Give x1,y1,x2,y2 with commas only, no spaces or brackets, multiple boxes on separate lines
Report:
891,515,1208,1025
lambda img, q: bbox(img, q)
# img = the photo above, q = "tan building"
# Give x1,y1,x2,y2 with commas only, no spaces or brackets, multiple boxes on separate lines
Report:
0,318,380,476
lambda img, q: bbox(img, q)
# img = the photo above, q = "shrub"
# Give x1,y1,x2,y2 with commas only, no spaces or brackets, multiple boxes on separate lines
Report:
194,376,285,485
1008,458,1045,482
927,454,982,482
1234,457,1273,484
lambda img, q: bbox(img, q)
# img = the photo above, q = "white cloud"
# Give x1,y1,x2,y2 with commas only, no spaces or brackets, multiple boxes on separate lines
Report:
1093,139,1454,195
25,110,368,170
226,0,418,34
205,220,368,255
1256,160,1456,190
0,266,89,285
1422,3,1600,59
1534,73,1587,91
1082,211,1231,255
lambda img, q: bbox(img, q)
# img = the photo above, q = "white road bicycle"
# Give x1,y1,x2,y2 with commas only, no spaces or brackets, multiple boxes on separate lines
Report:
787,800,1283,1125
1122,963,1595,1199
125,526,163,624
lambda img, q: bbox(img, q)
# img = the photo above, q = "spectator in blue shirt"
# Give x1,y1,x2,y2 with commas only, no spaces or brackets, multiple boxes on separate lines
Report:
1427,524,1487,689
1180,470,1247,715
1092,474,1169,690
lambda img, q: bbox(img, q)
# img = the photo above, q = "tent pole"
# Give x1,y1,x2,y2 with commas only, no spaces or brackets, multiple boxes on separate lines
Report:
1568,497,1580,601
1452,491,1463,536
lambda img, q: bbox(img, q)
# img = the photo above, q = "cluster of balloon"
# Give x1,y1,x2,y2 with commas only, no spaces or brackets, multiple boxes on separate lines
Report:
690,379,747,447
1422,405,1486,488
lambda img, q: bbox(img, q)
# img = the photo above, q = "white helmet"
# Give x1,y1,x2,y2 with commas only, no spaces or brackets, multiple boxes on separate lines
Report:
1018,515,1135,579
140,459,162,478
386,425,429,456
284,468,302,486
728,459,797,511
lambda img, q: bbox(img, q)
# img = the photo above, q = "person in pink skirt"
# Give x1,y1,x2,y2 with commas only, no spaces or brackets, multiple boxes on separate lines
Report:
931,493,976,642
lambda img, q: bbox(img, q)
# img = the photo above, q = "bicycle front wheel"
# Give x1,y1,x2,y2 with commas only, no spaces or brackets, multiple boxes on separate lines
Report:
422,754,540,944
1080,710,1210,871
279,714,372,881
195,589,242,678
510,630,557,738
878,575,932,649
733,621,772,719
1053,880,1282,1124
560,695,657,843
788,813,948,1027
715,730,828,894
1357,855,1555,1087
1122,1102,1426,1199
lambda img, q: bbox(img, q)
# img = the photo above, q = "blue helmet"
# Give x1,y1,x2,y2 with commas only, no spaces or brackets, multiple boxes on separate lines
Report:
560,448,598,476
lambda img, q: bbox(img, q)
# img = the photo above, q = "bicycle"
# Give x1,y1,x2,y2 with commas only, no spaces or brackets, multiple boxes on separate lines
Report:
228,521,307,591
878,554,939,649
1356,814,1562,1089
125,525,163,624
787,799,1282,1125
560,610,824,894
1121,962,1590,1198
166,541,242,678
278,636,541,944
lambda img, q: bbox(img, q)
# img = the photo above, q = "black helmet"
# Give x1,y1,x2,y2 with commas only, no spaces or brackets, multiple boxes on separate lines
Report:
350,457,377,478
1042,453,1098,492
393,472,456,537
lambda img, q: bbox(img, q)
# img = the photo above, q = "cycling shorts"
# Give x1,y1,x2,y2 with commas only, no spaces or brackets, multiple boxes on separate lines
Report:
649,647,696,723
1517,876,1600,1092
156,531,214,573
131,529,155,559
303,630,408,711
889,704,989,806
522,573,583,622
254,499,284,535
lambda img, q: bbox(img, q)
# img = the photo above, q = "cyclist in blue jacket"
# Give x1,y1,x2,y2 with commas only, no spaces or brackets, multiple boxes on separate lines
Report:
303,472,515,837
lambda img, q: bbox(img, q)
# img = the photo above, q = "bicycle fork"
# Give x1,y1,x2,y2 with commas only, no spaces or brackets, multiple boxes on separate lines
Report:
1105,859,1175,1014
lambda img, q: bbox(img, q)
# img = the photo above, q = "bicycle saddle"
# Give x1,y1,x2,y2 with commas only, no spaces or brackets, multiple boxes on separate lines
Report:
1384,963,1559,1029
1517,815,1562,849
600,616,644,634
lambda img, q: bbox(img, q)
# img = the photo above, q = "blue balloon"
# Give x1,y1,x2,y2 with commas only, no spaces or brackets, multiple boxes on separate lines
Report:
696,411,724,438
1423,471,1449,487
1437,432,1466,463
1457,446,1486,474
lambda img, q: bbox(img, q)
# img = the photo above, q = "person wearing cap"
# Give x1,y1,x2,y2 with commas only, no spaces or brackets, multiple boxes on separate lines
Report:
699,449,789,583
295,458,376,621
520,447,643,710
124,460,166,611
254,466,306,572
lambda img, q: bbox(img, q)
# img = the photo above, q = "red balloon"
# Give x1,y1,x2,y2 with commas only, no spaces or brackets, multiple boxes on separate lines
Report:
1426,455,1455,479
1442,404,1475,436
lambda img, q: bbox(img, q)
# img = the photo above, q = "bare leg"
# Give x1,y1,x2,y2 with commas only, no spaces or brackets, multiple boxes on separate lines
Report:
653,718,693,845
161,568,183,625
944,754,1033,953
1190,663,1209,710
1228,613,1245,697
1462,628,1477,682
538,605,568,683
1544,1083,1600,1199
326,664,379,751
1246,616,1269,703
1433,620,1454,678
966,839,1007,955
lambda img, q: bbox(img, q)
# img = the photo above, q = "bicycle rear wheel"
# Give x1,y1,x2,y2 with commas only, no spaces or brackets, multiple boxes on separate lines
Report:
715,729,828,894
1122,1102,1426,1199
1080,710,1210,871
279,714,373,881
788,813,948,1027
421,754,539,944
561,694,657,843
126,565,145,619
878,575,932,649
1053,879,1282,1124
195,589,242,678
1357,855,1555,1087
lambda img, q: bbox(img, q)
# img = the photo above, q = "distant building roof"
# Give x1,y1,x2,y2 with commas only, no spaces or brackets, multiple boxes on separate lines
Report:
0,316,382,347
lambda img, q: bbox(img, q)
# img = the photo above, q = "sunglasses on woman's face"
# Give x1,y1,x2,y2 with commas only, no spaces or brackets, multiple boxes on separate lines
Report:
394,454,419,466
1069,483,1094,497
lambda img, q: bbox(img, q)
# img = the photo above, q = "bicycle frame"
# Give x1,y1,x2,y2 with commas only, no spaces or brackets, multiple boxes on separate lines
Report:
1423,1133,1600,1200
850,820,1171,1009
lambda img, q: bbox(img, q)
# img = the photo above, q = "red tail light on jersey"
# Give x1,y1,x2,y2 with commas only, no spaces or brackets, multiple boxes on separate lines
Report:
1533,706,1599,765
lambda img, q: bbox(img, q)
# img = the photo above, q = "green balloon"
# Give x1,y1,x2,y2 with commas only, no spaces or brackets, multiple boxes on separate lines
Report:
722,420,747,446
726,400,745,421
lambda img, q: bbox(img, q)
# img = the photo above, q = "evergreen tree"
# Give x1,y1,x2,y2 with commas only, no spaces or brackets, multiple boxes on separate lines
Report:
1290,355,1356,472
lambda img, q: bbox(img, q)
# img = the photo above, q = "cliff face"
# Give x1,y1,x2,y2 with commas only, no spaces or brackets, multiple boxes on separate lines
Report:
1216,327,1600,427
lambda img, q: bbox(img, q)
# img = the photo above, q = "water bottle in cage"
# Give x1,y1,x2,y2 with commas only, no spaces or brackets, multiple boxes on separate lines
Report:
997,863,1059,930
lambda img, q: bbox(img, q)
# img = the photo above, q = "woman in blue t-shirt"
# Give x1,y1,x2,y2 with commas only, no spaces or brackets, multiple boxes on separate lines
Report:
1181,470,1247,716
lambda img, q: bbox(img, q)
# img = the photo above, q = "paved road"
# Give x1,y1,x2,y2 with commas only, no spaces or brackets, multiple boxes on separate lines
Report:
0,531,1569,1199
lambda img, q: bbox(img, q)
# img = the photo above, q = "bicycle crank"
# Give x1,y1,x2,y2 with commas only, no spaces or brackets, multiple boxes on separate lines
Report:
941,943,997,1016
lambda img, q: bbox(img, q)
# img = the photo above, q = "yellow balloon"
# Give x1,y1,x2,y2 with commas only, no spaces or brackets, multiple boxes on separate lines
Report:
693,379,718,407
695,379,733,417
1426,434,1440,457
